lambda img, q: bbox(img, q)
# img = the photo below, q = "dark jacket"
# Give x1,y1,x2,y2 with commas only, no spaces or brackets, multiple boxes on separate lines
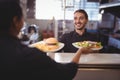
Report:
0,34,78,80
59,29,100,52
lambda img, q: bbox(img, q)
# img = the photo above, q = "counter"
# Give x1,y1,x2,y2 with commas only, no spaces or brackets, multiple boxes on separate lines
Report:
47,53,120,67
47,53,120,80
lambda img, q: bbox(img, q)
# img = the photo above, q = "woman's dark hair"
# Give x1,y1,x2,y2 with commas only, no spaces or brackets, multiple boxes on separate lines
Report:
28,26,37,33
74,9,88,20
0,0,23,32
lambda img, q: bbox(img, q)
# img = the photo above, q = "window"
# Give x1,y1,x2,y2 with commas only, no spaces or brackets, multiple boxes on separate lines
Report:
36,0,63,20
79,0,100,20
35,0,100,20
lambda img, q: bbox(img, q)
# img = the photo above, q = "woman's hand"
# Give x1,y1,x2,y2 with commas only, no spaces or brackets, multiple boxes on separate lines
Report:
79,47,93,53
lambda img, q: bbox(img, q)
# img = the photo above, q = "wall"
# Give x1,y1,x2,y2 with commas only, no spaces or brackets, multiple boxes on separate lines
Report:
25,19,99,39
26,19,50,31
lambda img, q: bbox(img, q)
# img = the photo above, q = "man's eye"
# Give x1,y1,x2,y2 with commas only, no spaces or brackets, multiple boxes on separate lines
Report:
79,17,84,20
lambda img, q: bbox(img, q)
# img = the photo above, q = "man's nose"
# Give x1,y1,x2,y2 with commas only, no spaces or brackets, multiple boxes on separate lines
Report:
76,19,81,23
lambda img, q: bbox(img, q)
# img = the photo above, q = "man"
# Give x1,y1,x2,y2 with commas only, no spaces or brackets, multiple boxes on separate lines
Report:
59,9,100,52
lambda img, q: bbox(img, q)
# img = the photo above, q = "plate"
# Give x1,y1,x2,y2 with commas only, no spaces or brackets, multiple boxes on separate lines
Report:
72,41,103,50
29,41,64,53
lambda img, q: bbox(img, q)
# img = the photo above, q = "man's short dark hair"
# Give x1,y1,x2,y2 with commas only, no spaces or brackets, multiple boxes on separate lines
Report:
74,9,88,20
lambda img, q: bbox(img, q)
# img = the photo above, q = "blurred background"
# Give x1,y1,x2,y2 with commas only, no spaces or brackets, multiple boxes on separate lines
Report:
19,0,120,53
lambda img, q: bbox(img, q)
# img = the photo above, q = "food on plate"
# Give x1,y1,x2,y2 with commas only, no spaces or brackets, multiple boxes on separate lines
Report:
74,41,102,49
33,42,49,51
30,37,60,52
44,37,59,50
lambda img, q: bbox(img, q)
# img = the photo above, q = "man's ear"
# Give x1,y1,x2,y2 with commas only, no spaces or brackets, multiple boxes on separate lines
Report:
85,19,88,24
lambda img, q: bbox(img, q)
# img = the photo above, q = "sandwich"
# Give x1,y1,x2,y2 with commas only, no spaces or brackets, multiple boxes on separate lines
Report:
45,37,59,50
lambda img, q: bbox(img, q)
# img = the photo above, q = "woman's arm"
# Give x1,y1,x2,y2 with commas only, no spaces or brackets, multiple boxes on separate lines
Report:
71,47,92,64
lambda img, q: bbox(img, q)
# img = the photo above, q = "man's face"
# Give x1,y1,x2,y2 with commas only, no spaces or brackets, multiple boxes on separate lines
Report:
73,12,88,30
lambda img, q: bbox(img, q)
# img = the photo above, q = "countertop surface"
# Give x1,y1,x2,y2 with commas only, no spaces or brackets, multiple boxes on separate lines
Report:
47,53,120,68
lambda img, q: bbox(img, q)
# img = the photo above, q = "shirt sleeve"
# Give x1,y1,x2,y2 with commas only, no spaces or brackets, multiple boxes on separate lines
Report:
58,33,67,43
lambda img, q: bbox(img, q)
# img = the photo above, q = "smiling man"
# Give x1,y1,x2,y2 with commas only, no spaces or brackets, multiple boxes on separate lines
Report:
59,9,100,52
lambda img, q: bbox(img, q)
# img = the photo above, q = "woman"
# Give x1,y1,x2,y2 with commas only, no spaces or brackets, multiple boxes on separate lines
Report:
0,0,91,80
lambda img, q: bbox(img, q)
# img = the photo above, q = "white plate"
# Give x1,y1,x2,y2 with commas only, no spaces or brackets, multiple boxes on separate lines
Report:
29,41,64,53
72,42,103,50
45,42,64,53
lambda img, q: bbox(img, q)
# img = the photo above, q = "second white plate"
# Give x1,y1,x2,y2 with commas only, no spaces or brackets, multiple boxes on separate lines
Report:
72,42,103,50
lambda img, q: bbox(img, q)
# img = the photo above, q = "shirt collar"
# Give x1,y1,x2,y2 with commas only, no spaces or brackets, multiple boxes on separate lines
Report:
73,29,87,37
